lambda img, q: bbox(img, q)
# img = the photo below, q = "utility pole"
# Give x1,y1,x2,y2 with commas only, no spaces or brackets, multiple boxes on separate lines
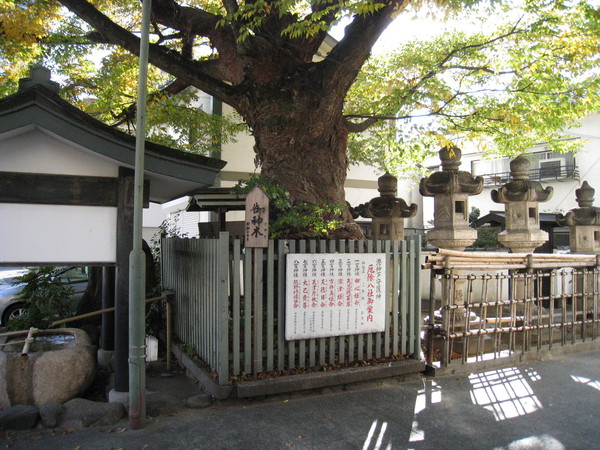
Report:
129,0,152,429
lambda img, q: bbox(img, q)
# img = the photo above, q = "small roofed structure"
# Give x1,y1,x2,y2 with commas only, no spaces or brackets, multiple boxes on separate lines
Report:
186,187,246,237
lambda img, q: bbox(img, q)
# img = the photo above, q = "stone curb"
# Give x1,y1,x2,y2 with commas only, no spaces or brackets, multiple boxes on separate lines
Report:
172,343,426,400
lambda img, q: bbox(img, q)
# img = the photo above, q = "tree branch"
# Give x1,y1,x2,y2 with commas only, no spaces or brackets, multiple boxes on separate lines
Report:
58,0,241,105
344,117,378,133
321,1,405,96
151,0,222,37
111,78,192,127
222,0,239,14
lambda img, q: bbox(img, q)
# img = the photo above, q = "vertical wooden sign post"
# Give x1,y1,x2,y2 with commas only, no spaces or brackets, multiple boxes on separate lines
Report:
245,186,269,248
244,186,269,376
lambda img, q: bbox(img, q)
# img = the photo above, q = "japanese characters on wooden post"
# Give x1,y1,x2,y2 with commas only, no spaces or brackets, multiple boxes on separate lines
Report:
285,253,387,340
244,186,269,247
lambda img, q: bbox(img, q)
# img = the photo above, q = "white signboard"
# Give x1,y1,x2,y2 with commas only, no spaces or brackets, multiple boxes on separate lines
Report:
285,253,387,340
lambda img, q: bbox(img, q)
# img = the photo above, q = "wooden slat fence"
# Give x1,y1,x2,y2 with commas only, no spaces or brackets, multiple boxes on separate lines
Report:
162,233,422,386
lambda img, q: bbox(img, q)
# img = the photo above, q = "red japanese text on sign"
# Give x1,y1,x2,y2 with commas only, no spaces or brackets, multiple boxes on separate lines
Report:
285,253,386,340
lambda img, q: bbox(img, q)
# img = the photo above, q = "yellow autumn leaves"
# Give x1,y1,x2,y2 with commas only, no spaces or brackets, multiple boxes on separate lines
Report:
0,1,60,44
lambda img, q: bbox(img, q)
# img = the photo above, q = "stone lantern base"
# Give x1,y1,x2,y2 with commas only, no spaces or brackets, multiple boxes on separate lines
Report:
372,217,405,241
498,229,548,254
427,227,477,251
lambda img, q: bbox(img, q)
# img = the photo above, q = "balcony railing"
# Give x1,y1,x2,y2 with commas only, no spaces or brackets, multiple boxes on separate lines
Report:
479,164,579,186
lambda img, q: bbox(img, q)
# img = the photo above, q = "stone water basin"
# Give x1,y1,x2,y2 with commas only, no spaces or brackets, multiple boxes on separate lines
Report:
0,328,95,408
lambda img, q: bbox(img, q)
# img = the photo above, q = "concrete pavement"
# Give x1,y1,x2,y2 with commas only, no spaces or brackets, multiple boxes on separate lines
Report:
2,350,600,449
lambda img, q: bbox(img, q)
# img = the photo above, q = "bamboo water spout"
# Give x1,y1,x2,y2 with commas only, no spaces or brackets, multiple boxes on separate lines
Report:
21,327,37,357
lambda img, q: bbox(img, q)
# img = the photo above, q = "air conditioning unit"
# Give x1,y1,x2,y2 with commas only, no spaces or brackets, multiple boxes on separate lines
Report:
539,158,564,179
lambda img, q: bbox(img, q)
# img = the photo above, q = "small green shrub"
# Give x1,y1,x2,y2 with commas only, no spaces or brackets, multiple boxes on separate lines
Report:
232,175,346,238
473,227,501,249
8,267,75,330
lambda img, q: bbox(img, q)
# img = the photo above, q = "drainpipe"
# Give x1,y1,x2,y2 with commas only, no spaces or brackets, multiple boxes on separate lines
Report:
129,0,152,429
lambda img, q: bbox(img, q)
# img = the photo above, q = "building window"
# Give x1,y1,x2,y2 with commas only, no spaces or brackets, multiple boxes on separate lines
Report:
539,159,563,179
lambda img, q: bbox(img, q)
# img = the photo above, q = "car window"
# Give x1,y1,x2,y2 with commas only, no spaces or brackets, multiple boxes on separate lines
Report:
58,267,89,284
0,277,15,286
0,270,28,286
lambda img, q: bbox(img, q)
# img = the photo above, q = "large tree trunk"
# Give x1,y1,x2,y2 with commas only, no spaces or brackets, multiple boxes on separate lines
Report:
252,108,348,205
240,83,364,239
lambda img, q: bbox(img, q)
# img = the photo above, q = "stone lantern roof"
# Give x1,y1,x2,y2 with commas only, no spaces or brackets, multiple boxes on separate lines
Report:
419,147,483,196
556,181,600,226
491,155,553,203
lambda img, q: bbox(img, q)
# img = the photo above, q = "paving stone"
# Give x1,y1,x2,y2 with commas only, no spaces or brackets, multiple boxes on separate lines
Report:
0,404,39,430
60,398,125,429
39,401,64,428
185,393,213,409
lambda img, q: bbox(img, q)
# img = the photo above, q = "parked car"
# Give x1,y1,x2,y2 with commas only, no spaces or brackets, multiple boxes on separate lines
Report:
0,267,88,326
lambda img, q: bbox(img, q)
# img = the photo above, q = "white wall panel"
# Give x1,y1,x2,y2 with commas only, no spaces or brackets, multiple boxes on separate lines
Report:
0,204,117,264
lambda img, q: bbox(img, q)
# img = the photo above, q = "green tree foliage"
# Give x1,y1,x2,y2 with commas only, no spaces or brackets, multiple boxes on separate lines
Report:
346,0,600,178
472,226,501,249
0,0,246,154
467,207,499,248
469,206,481,228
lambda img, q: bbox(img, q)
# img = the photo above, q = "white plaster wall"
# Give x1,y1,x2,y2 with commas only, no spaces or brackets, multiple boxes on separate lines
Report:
345,186,376,208
0,127,117,177
0,127,120,264
347,163,378,181
220,103,257,175
144,202,171,228
0,204,117,263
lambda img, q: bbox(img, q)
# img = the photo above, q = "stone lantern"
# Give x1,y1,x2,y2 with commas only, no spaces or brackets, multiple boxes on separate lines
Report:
419,146,484,250
355,172,418,240
491,155,553,253
556,181,600,254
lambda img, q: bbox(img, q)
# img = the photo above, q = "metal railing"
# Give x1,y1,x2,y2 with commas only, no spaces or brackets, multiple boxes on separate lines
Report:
161,233,422,386
479,164,579,186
